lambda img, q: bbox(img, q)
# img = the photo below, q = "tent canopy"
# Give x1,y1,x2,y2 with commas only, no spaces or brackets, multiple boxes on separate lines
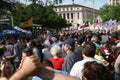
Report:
2,25,18,37
14,26,32,35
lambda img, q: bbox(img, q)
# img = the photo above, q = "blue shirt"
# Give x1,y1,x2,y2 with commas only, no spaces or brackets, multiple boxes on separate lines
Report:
31,69,69,80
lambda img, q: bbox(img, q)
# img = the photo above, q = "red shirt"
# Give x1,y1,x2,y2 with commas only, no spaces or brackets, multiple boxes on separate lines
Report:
49,58,64,70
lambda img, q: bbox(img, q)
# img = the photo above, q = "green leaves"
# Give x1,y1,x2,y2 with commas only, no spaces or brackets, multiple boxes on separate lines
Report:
13,3,68,29
0,0,16,14
99,4,120,21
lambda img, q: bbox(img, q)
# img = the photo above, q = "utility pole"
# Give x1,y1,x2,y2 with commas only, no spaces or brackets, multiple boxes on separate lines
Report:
92,0,95,19
72,0,75,29
72,0,74,4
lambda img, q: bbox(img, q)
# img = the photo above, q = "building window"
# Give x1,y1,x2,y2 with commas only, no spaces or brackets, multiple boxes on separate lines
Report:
71,8,73,10
67,8,69,11
67,13,69,19
59,14,62,17
63,8,65,11
71,13,73,19
59,8,61,11
63,13,66,19
116,3,119,5
77,13,79,19
71,20,73,23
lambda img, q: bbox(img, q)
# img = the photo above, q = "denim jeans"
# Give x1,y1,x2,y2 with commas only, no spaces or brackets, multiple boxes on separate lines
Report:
115,72,120,80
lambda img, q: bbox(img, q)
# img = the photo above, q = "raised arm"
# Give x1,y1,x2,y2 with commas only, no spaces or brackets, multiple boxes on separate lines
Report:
10,55,80,80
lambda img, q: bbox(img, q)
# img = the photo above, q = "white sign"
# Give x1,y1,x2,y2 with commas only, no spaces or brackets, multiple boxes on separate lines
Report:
101,35,109,43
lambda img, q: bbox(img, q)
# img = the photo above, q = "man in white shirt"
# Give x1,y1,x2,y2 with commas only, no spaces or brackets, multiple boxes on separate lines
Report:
70,41,104,79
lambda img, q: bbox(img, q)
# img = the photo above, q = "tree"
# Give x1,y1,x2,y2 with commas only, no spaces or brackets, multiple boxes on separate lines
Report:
99,4,111,22
109,5,120,21
13,3,69,29
0,0,17,14
99,4,120,22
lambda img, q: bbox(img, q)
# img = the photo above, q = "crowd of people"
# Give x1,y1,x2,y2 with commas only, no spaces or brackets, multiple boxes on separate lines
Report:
0,29,120,80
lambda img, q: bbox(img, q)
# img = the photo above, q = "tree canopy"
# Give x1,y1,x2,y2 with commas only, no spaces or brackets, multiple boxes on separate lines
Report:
99,4,120,22
0,0,17,14
13,3,69,29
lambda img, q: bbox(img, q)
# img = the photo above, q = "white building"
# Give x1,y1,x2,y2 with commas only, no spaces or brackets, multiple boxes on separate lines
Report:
52,4,98,29
108,0,120,6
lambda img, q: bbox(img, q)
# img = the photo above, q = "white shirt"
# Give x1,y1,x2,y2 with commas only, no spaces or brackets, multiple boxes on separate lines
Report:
70,58,104,79
42,48,53,60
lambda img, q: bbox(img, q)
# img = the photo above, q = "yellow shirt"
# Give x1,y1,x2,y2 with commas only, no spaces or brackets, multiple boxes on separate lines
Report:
94,55,109,66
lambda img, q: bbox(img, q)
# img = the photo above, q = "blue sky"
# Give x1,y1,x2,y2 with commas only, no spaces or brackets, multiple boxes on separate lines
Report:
62,0,108,10
20,0,108,10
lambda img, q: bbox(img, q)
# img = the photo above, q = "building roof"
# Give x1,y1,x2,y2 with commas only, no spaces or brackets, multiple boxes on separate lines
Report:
51,4,98,10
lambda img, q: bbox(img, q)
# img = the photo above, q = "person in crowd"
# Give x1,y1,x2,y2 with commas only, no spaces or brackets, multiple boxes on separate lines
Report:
49,45,64,70
114,47,120,80
70,41,104,79
4,37,13,58
12,37,22,69
36,37,45,61
94,47,109,66
91,36,101,48
0,45,6,65
101,41,115,70
17,48,33,71
57,36,64,46
82,61,114,80
0,61,14,79
4,37,16,71
9,55,80,80
62,38,82,73
29,40,41,62
42,40,53,60
74,36,84,59
20,39,26,49
50,37,58,47
4,44,14,61
116,40,120,48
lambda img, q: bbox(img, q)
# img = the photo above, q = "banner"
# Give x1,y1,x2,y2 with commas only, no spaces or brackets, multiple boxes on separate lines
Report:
106,19,117,28
19,18,32,28
93,15,102,24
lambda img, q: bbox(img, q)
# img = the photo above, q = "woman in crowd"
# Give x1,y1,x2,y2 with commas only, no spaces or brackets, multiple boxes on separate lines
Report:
49,45,64,70
94,47,109,66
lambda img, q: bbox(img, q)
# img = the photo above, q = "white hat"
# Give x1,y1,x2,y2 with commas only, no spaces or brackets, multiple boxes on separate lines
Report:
44,40,51,47
50,45,61,56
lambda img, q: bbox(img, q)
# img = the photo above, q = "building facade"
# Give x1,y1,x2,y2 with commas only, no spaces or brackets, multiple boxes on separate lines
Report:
52,4,98,29
108,0,120,6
